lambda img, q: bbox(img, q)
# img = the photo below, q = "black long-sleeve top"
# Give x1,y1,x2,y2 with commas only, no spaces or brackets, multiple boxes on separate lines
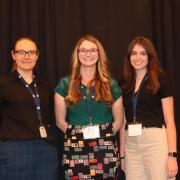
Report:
0,71,55,141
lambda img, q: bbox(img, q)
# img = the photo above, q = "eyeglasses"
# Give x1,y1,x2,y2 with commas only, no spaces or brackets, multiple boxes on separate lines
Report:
14,50,38,58
78,48,98,56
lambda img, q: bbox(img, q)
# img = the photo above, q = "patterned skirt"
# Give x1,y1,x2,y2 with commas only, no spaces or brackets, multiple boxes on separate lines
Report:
62,123,120,180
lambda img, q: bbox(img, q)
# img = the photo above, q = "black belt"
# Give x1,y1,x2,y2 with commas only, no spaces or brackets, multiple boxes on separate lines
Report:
125,123,165,130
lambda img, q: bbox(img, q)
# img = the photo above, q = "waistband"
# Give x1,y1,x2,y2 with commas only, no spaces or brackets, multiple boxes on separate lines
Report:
125,123,165,130
65,123,114,140
68,123,112,129
0,138,55,144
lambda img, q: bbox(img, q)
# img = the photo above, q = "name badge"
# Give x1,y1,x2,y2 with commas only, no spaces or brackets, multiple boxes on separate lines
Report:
128,123,142,136
39,126,47,138
82,125,100,139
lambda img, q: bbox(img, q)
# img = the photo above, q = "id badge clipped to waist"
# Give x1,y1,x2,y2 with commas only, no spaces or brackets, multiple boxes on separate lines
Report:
39,125,47,138
128,122,142,137
82,125,100,139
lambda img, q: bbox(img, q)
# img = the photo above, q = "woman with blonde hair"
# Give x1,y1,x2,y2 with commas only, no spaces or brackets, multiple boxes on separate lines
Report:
55,34,124,179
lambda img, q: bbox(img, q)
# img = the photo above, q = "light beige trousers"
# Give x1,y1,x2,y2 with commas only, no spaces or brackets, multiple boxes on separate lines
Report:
125,127,175,180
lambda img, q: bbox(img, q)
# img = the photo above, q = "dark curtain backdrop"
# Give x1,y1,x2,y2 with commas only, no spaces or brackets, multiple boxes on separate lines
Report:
0,0,180,179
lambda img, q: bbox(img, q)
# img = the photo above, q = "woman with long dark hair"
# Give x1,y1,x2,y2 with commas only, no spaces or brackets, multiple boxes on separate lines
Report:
120,36,178,180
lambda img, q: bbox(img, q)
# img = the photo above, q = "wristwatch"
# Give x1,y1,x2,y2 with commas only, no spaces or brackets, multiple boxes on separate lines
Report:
168,152,178,157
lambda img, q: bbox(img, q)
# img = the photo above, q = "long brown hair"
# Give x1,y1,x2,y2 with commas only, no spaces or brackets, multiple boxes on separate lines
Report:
122,36,162,94
65,34,114,106
11,37,38,71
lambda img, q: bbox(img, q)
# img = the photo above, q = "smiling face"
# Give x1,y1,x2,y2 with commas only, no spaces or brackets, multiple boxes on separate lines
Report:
11,38,39,72
78,40,99,68
130,43,148,74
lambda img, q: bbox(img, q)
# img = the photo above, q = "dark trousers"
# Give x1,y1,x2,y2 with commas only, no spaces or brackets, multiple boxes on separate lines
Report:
0,139,59,180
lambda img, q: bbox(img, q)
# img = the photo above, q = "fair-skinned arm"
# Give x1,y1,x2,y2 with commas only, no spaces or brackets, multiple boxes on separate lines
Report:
161,96,178,178
112,96,124,134
119,117,126,172
54,92,68,134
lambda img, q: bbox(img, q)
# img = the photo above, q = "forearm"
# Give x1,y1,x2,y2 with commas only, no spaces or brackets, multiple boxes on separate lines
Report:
119,123,125,171
112,97,124,134
166,122,177,152
161,97,177,152
112,120,122,134
165,121,178,178
54,93,68,134
119,124,125,157
56,120,68,134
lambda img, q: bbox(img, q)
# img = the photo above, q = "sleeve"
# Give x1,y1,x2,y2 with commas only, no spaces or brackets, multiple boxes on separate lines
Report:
54,76,69,97
110,79,123,101
159,72,173,98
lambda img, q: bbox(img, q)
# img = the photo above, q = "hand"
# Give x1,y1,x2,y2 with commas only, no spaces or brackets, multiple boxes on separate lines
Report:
64,123,69,134
166,156,178,178
112,122,119,134
120,158,126,172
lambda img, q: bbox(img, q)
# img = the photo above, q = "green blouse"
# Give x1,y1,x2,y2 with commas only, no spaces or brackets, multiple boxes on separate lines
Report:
55,76,122,125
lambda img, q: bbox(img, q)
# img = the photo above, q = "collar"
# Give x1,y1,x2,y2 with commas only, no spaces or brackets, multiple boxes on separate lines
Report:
8,71,42,85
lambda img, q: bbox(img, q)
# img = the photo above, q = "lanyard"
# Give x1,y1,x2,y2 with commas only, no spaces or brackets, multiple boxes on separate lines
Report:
132,73,148,122
17,73,43,125
81,85,95,125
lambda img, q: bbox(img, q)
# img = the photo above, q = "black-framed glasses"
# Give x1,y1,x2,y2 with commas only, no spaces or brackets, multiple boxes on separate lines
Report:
14,50,38,58
78,48,98,56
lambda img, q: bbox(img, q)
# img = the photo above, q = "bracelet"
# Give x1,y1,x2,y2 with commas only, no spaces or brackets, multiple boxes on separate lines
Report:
120,156,124,159
168,152,178,157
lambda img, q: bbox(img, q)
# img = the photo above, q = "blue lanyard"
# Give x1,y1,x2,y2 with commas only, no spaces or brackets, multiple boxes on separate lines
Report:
132,74,148,122
81,85,95,125
18,73,42,125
